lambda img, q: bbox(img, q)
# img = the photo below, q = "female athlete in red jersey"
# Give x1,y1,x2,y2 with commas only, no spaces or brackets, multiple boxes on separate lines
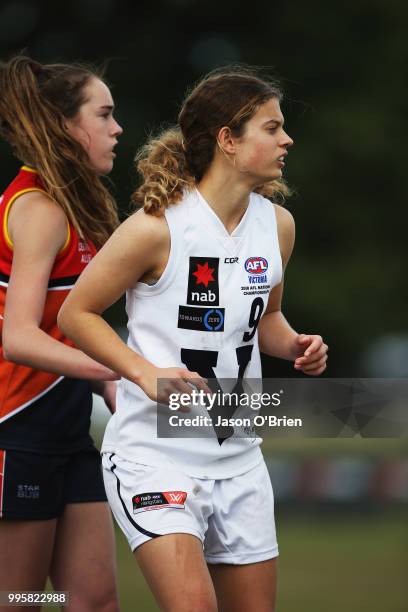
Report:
0,56,122,612
59,67,328,612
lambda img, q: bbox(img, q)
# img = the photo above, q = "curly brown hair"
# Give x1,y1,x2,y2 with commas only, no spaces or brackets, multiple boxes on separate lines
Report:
0,55,119,248
133,67,291,215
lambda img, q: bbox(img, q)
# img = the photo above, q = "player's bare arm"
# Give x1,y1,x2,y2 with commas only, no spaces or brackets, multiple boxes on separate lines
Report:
3,192,117,380
258,204,328,375
58,209,209,400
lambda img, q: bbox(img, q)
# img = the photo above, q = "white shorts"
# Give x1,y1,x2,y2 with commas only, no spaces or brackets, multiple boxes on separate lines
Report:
102,452,278,565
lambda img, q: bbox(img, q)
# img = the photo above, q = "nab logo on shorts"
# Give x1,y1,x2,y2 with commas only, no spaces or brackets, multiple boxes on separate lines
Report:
132,491,187,514
245,257,268,275
187,257,219,306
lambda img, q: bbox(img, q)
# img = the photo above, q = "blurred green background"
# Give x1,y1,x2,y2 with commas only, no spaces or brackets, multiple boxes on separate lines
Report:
1,0,407,610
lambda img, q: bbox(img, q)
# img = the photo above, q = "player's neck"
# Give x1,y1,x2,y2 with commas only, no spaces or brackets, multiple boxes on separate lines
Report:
197,168,252,234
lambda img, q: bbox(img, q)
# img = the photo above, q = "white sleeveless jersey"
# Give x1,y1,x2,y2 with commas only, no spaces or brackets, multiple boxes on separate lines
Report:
102,189,282,478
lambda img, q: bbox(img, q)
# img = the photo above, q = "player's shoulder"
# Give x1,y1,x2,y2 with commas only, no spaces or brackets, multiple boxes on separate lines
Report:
251,193,295,237
112,207,170,256
251,193,294,222
273,203,295,235
273,204,295,265
8,191,67,248
10,190,66,224
122,207,169,237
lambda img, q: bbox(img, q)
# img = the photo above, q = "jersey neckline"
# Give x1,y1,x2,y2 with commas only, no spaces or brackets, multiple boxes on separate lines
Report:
194,188,254,238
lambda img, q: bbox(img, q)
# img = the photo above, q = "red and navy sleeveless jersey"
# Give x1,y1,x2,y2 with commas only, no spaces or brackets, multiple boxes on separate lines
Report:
0,166,97,453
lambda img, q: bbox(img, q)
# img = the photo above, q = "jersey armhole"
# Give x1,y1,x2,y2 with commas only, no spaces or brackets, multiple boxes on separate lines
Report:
271,203,283,283
3,188,71,256
55,220,71,258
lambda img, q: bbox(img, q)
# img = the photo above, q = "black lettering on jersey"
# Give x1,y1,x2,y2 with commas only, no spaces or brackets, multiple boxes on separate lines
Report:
180,345,253,445
243,297,265,342
178,306,225,332
187,257,219,306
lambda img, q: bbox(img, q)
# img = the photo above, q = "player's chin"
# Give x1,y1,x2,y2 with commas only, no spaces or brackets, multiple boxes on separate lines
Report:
264,167,283,182
95,160,114,176
272,168,283,179
253,170,281,187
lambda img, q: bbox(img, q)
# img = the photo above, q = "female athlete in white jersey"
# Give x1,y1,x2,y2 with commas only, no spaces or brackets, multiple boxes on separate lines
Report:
59,67,328,612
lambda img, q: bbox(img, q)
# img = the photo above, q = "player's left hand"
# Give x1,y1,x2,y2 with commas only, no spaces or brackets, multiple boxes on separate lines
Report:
293,334,328,376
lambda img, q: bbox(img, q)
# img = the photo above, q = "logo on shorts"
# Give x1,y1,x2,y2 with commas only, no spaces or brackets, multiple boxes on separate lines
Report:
132,491,187,514
187,257,220,306
17,484,40,499
178,306,225,332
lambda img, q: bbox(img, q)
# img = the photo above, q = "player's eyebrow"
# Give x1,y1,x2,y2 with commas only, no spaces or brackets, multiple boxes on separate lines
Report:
99,104,114,111
263,118,284,127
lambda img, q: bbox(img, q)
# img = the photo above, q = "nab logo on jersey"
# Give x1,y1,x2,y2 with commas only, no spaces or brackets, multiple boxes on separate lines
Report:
187,257,220,306
245,257,268,275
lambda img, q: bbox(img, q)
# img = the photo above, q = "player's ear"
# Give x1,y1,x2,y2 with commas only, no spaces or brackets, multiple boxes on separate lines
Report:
63,116,74,133
216,126,236,156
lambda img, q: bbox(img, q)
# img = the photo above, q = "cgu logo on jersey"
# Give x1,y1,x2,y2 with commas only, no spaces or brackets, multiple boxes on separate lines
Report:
245,256,268,284
187,257,220,306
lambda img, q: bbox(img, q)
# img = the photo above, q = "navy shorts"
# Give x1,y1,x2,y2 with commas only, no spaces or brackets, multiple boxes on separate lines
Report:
0,446,107,520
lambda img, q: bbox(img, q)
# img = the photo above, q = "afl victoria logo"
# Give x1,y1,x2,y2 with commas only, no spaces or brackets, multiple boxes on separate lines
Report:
245,257,268,275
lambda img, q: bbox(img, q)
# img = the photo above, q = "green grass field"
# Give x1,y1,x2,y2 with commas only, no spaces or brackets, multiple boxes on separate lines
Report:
42,508,407,611
110,510,407,612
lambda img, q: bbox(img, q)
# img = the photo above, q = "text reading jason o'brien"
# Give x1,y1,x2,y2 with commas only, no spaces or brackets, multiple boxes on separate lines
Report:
166,389,303,430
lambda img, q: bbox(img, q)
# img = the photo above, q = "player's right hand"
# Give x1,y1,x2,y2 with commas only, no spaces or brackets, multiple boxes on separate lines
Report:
138,365,211,407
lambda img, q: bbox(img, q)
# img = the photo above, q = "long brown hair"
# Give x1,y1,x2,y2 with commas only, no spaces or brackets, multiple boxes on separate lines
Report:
133,67,291,215
0,55,119,248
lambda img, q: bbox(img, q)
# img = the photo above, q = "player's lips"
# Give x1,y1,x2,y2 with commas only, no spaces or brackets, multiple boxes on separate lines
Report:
277,152,287,167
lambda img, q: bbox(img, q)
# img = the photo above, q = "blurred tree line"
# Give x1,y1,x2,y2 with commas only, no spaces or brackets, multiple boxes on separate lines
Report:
1,0,407,377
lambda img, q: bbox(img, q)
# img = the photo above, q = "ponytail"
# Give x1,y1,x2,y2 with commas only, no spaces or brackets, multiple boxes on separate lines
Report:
132,128,195,215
